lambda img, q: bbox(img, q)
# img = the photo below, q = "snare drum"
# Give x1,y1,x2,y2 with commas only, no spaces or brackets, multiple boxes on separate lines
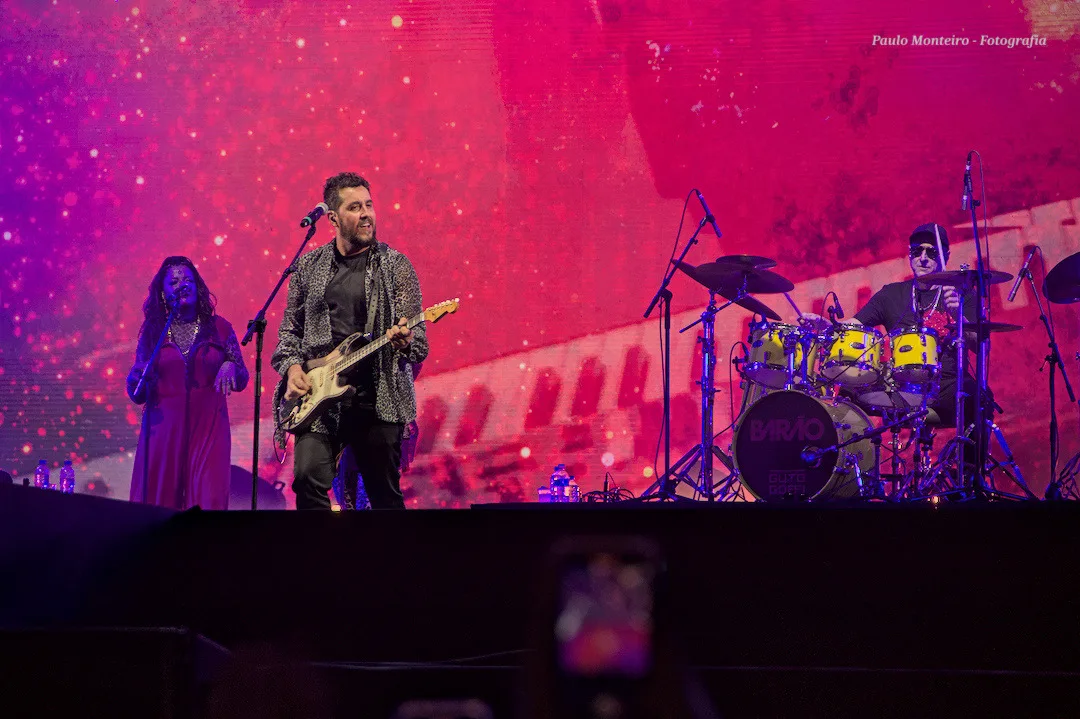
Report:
744,322,819,389
820,325,885,388
889,327,940,385
856,378,938,413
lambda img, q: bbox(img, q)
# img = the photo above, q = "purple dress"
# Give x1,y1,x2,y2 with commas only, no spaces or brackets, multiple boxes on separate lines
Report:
129,316,248,510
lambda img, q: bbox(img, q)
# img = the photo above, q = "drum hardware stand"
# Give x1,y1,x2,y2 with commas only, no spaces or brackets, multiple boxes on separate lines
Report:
643,214,711,494
918,409,1035,501
800,408,928,499
858,433,889,500
959,156,1003,499
875,408,914,498
939,272,1036,501
782,324,815,391
640,288,741,502
1013,255,1078,499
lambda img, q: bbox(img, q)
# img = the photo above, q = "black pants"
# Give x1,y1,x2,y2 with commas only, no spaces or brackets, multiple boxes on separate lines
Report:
293,404,405,510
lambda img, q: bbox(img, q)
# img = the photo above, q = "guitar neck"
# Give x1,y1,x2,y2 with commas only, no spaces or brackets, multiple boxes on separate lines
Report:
334,312,425,374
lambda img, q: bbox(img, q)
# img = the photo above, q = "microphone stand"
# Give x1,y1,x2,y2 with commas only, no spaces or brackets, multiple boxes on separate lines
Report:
132,301,182,503
964,164,990,498
643,216,708,495
241,219,323,510
1017,266,1078,498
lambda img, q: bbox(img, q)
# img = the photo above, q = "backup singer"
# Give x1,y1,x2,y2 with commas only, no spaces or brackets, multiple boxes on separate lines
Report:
272,172,428,510
126,256,249,510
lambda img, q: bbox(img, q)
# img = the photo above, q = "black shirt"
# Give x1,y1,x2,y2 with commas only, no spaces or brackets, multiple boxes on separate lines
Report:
325,247,375,405
853,279,977,384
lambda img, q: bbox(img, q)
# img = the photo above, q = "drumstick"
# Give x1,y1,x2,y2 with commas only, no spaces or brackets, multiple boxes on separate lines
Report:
783,292,802,316
933,223,946,270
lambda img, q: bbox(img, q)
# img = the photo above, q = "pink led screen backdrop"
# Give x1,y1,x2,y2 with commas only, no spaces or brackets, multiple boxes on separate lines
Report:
1,0,1079,506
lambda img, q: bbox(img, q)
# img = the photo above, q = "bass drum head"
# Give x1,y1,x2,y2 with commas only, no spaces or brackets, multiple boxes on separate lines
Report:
734,390,872,501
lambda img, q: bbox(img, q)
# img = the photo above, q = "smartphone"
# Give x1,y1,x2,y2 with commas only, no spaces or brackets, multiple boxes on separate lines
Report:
552,537,660,681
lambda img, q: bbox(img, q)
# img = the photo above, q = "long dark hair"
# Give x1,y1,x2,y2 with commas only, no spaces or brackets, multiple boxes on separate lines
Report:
137,256,217,358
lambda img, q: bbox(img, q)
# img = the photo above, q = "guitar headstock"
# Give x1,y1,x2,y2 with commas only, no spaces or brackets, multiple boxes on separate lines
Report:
424,298,460,324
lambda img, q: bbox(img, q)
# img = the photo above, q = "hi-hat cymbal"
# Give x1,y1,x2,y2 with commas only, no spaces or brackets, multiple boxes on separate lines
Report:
947,320,1023,337
718,289,781,321
919,269,1013,288
1043,251,1080,304
675,260,795,295
711,254,778,271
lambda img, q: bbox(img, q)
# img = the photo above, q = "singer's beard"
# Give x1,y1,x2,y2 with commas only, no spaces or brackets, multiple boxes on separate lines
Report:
343,226,376,251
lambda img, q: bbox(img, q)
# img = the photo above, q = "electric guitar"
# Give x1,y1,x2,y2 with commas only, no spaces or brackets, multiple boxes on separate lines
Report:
277,298,459,434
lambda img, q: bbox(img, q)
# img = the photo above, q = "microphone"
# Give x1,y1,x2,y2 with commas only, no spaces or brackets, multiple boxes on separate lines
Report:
832,295,845,320
299,202,329,228
168,286,189,310
960,151,973,211
1006,246,1038,302
801,446,823,468
694,189,723,239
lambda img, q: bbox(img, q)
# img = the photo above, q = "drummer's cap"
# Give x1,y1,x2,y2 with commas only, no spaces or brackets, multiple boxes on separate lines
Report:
909,223,950,263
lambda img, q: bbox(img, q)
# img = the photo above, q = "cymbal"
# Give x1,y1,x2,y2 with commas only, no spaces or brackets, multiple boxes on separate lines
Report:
711,254,778,271
718,289,781,321
950,224,1024,236
973,321,1023,333
675,260,795,295
947,320,1023,337
1043,251,1080,304
919,269,1013,288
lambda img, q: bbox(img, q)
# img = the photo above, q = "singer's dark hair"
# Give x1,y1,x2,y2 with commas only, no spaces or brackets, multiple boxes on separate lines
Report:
323,172,372,212
137,256,217,360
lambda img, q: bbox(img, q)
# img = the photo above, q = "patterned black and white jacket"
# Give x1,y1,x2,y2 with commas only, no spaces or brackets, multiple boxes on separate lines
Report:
270,240,428,443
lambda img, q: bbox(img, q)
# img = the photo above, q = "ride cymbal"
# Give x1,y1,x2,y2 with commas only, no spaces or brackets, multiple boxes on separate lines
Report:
1043,251,1080,304
710,254,778,271
675,260,795,294
919,269,1013,288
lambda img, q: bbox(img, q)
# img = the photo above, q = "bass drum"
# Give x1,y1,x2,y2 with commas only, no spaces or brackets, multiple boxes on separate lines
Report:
733,390,874,501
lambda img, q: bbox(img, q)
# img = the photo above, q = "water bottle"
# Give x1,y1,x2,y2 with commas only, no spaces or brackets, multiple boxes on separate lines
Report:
33,460,50,490
568,476,580,503
59,460,76,494
549,464,570,502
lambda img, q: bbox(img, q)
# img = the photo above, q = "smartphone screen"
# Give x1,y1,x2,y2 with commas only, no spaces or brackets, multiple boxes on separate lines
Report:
554,550,655,678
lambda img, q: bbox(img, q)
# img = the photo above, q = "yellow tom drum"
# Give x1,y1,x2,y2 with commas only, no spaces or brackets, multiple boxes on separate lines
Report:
889,327,941,385
744,322,819,389
820,325,885,388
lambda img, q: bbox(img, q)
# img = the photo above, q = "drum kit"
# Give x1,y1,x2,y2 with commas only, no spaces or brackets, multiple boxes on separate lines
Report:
640,252,1060,504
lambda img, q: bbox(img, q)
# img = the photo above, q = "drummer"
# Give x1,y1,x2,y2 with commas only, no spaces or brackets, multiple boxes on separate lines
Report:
802,223,985,429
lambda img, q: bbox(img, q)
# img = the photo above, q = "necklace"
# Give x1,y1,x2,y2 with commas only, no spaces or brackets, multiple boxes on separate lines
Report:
912,284,941,316
169,316,201,356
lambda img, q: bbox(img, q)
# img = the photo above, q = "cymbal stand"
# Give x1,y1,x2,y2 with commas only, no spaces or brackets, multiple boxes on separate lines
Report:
1015,258,1079,499
639,287,743,502
643,216,710,492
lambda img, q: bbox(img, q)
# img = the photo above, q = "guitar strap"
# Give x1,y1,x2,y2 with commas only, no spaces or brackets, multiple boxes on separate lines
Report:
364,245,383,338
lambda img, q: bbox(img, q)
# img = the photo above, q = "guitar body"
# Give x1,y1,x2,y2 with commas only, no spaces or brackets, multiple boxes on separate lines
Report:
278,333,369,434
276,298,460,436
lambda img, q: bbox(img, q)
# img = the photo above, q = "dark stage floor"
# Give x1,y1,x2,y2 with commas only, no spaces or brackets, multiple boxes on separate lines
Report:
3,485,1079,717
